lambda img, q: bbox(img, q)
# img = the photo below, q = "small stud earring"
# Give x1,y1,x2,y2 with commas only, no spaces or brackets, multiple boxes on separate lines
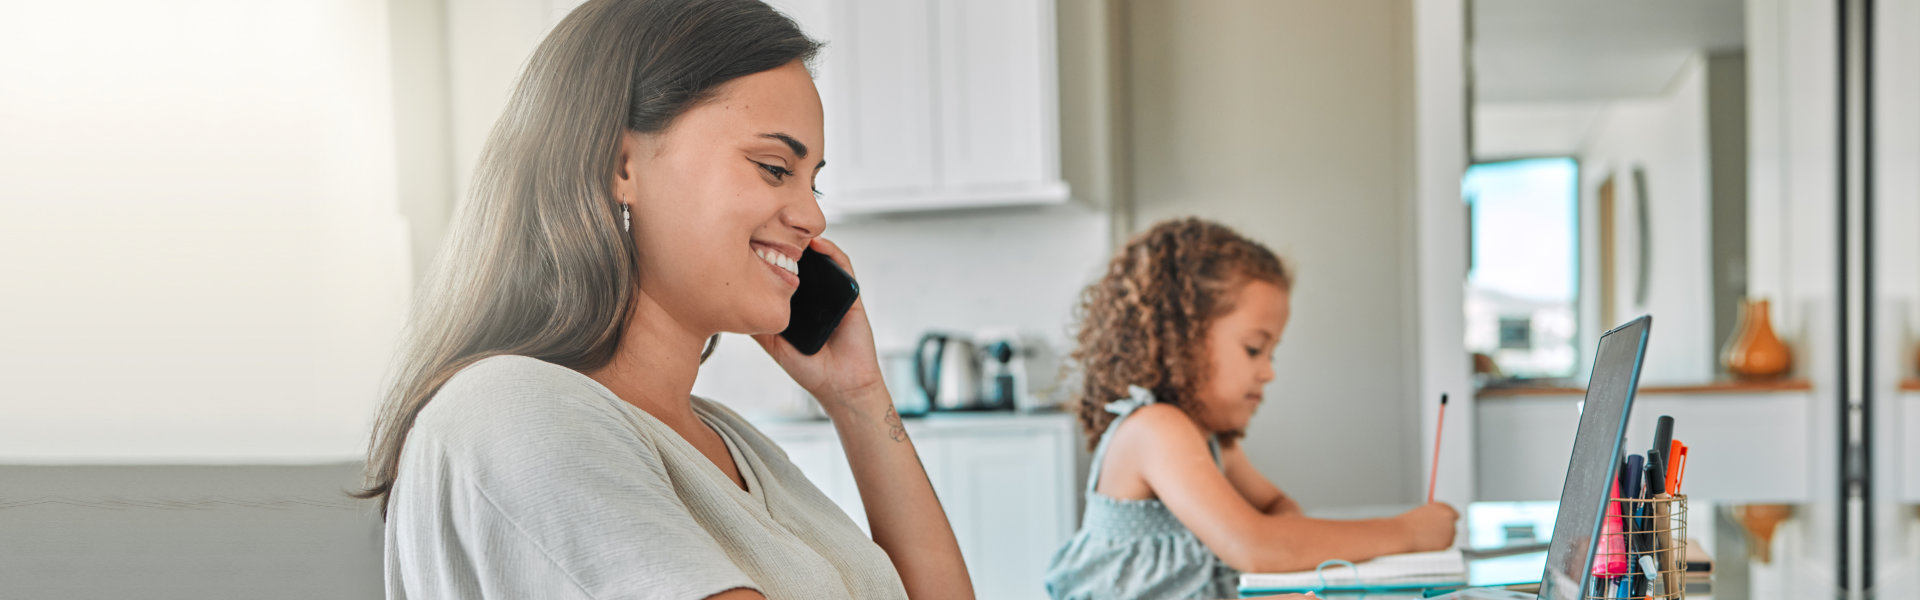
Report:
621,203,631,233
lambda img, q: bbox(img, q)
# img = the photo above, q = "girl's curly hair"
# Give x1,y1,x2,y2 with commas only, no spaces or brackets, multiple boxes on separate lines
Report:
1069,217,1291,451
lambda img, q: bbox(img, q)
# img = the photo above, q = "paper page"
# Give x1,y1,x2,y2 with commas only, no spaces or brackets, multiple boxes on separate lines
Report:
1240,549,1467,588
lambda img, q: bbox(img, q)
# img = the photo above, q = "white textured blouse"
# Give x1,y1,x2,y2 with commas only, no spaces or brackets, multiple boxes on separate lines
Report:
384,355,907,600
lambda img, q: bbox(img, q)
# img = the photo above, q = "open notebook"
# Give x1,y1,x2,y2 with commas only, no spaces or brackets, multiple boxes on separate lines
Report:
1238,549,1467,595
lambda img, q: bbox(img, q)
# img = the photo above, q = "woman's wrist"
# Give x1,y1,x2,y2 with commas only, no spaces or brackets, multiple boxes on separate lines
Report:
821,385,912,444
818,382,892,420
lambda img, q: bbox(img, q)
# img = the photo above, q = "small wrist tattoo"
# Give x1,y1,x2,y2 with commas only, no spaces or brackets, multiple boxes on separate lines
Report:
884,406,908,442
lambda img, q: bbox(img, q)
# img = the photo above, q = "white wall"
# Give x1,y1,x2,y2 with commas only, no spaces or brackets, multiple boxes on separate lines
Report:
0,1,413,462
1473,101,1607,160
1872,0,1920,587
1125,0,1421,508
1735,0,1846,590
1573,55,1717,385
1414,0,1477,517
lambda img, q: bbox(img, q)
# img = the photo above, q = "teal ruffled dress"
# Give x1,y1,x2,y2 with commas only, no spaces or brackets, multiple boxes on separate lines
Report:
1043,386,1240,600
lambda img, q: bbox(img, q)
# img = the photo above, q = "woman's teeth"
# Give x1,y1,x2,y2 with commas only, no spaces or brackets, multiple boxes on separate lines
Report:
756,248,799,276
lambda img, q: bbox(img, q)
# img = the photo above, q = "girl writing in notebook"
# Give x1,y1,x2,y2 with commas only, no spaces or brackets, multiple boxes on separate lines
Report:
1044,218,1458,600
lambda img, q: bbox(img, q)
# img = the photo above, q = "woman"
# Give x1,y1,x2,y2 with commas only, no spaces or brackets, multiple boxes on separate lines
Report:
355,1,972,598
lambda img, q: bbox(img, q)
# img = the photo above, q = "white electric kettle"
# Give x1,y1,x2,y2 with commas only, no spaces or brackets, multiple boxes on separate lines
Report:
914,332,987,411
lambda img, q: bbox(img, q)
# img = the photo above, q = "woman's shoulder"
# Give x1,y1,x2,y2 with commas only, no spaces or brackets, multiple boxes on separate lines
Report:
413,355,640,451
428,355,615,412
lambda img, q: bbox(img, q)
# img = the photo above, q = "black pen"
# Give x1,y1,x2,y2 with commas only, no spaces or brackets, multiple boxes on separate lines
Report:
1648,448,1677,595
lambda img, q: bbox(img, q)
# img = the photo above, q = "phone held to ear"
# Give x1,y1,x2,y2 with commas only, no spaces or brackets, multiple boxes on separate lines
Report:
779,248,860,355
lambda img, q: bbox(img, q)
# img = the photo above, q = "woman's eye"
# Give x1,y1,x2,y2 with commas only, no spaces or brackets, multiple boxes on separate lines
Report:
756,161,794,180
1246,346,1261,357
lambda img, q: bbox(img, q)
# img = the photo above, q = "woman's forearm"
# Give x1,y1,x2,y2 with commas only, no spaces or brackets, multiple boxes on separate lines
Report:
827,390,974,599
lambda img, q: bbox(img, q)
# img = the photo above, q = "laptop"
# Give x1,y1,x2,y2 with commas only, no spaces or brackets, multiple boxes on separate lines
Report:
1432,315,1651,600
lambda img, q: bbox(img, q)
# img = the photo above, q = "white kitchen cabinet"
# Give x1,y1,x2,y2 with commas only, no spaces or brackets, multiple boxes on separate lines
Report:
933,0,1061,193
469,0,1067,216
769,0,1070,215
931,428,1078,600
757,412,1082,600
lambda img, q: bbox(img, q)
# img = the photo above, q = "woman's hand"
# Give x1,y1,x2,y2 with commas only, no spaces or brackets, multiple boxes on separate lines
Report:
758,238,975,598
1396,502,1461,552
751,237,889,417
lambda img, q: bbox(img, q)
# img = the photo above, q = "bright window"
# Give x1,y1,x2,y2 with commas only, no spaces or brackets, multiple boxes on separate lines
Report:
1463,158,1579,379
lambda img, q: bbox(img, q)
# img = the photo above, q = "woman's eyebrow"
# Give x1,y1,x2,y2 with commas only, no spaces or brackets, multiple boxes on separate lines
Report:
758,132,825,172
759,132,808,159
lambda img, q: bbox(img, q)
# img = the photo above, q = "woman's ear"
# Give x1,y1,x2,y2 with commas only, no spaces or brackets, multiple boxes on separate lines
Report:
612,130,641,195
614,129,663,198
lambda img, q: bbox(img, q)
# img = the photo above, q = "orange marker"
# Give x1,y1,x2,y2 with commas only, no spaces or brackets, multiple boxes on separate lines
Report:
1667,439,1689,493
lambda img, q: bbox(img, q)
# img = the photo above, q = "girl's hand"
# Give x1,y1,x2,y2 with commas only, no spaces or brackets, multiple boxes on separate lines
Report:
751,237,888,417
1397,502,1460,552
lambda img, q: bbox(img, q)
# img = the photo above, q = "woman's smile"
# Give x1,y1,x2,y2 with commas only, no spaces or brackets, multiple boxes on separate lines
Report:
753,240,803,289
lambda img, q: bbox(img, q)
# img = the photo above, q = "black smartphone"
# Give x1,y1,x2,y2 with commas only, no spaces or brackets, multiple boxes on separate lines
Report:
779,248,860,355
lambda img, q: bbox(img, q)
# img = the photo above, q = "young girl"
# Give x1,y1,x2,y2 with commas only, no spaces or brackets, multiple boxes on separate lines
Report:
1044,218,1458,600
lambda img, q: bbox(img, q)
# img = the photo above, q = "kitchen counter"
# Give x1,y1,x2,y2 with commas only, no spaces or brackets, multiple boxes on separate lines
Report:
1477,378,1811,398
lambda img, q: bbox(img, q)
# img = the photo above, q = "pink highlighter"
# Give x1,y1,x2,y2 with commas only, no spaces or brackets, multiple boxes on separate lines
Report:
1592,478,1630,578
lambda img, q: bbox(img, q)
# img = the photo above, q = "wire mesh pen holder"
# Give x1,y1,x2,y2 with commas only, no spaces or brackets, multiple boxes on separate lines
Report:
1587,494,1688,600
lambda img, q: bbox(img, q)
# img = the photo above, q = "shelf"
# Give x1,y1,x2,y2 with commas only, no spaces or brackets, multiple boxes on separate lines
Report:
1477,378,1813,398
1901,378,1920,392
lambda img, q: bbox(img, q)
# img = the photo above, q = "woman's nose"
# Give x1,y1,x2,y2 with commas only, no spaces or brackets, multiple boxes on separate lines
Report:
785,190,826,238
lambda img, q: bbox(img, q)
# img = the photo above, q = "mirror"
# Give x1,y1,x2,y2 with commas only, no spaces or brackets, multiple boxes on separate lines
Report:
1467,0,1752,385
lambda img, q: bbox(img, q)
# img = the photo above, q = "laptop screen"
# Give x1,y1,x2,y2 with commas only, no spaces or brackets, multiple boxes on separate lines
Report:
1537,316,1650,600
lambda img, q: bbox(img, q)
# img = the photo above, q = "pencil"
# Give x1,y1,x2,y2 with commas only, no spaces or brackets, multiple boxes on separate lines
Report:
1428,394,1447,503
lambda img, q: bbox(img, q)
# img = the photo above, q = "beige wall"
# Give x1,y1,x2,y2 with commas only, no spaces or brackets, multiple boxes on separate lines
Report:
0,0,411,463
1123,0,1421,507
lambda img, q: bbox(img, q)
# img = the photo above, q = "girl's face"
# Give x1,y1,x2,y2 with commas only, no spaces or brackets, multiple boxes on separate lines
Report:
1195,279,1291,434
617,61,827,337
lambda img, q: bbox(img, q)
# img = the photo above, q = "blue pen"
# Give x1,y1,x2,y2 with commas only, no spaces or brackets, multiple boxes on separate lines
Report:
1625,454,1644,498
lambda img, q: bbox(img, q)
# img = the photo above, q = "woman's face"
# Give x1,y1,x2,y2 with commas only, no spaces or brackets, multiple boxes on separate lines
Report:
1195,279,1290,433
617,60,827,337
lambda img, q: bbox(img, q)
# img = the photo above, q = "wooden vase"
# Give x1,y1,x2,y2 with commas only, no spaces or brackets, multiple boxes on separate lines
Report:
1734,504,1794,564
1722,298,1792,379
